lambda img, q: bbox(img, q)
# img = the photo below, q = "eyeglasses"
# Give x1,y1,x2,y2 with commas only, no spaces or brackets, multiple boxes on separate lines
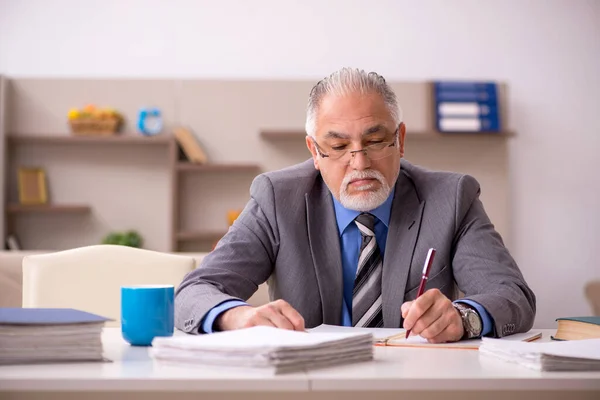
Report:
311,129,399,163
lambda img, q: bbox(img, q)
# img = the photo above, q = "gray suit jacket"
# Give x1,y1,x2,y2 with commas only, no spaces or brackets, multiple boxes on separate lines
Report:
175,159,536,337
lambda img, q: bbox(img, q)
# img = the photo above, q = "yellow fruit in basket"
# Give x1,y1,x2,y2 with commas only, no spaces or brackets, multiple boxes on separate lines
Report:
68,108,80,120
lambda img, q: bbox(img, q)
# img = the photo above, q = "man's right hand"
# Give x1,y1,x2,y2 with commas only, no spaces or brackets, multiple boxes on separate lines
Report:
215,299,305,331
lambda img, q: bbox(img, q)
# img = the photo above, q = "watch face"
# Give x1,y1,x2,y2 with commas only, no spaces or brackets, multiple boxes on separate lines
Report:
467,311,482,334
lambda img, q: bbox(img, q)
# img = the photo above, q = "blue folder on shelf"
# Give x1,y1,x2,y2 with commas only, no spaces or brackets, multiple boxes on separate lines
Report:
433,81,501,132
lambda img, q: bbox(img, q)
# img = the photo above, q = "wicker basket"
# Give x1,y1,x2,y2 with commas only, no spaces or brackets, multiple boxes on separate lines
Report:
69,117,122,136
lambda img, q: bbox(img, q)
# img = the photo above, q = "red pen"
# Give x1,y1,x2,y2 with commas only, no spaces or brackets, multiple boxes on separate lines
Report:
405,248,436,338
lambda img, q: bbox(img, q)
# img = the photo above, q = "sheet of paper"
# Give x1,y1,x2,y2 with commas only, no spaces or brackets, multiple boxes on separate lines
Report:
308,325,543,349
308,324,405,341
387,331,542,348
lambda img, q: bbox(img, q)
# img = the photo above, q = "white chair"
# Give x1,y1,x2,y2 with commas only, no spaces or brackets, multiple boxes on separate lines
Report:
22,245,196,327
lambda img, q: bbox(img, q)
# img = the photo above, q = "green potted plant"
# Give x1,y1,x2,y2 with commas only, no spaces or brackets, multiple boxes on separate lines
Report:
102,230,143,248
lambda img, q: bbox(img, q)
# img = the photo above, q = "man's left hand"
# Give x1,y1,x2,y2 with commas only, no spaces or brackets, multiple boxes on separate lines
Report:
401,289,464,343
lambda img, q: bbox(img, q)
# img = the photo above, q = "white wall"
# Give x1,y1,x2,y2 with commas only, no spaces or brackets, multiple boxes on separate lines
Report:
1,0,599,328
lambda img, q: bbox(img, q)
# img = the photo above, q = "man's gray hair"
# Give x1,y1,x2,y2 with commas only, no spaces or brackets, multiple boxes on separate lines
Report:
305,67,403,137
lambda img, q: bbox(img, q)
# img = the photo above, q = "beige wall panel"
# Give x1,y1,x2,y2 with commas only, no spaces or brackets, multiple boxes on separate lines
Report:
405,136,510,243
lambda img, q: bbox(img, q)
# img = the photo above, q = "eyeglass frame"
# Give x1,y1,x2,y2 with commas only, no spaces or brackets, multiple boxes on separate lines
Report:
310,128,400,162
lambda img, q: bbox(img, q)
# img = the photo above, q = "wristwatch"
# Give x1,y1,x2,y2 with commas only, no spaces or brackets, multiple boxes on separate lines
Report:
453,303,483,339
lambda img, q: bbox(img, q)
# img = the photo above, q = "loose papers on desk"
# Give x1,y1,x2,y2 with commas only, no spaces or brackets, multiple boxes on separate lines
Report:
479,337,600,371
150,325,373,374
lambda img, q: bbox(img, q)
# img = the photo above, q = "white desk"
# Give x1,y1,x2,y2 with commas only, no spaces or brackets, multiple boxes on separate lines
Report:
0,328,599,400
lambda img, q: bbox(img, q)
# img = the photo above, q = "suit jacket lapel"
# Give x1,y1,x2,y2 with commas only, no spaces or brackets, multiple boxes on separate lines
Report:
306,178,343,325
382,166,425,328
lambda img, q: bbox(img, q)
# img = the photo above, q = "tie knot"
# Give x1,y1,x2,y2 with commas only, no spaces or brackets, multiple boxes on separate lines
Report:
355,213,376,236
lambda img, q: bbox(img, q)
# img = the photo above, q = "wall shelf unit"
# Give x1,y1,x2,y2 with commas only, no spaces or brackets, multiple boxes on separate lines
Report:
4,132,261,252
7,134,173,145
177,162,261,172
1,77,513,253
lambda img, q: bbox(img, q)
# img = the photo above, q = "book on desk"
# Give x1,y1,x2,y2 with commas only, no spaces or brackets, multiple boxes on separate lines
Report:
0,308,112,365
553,316,600,341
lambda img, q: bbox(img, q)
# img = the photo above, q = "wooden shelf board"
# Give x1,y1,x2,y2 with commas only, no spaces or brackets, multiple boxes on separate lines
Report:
176,230,228,241
410,131,515,138
260,131,308,140
7,134,174,145
6,204,92,214
177,162,261,172
260,130,515,139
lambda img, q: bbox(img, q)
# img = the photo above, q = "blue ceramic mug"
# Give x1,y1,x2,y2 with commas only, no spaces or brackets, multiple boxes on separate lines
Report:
121,285,174,346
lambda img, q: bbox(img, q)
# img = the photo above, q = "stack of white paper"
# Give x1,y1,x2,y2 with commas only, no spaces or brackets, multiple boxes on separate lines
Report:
0,308,109,365
479,337,600,371
150,326,374,374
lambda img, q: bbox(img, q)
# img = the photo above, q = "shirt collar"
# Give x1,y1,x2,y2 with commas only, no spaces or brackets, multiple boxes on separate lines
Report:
332,187,395,236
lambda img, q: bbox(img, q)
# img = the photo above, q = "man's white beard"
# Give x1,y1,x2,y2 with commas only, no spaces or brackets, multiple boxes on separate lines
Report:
339,169,392,212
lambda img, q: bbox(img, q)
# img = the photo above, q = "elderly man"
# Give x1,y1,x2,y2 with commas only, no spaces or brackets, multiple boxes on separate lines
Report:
175,68,536,343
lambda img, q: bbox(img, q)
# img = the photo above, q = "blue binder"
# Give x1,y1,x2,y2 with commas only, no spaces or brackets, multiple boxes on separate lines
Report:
433,81,501,132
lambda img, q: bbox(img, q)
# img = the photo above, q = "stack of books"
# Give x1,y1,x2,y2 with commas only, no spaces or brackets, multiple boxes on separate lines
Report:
0,308,110,365
479,337,600,371
433,81,501,132
151,326,374,374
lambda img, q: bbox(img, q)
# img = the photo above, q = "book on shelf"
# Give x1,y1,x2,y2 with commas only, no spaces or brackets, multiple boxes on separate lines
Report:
173,127,208,164
0,308,112,365
433,81,501,133
553,316,600,341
